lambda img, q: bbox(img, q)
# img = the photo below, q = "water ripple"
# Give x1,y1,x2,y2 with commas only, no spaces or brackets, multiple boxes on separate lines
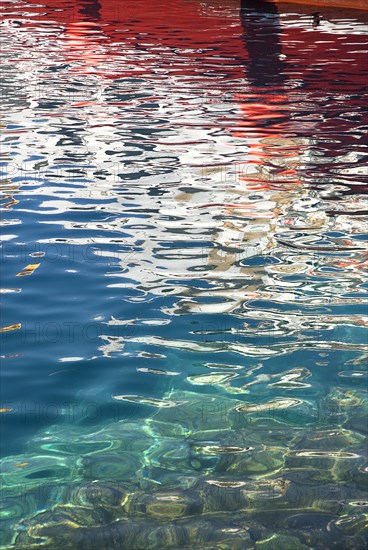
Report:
1,0,367,548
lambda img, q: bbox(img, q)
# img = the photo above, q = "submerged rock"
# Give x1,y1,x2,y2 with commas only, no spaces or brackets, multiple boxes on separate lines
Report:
81,453,141,482
233,397,318,428
293,428,366,451
11,514,253,549
0,454,79,492
255,533,309,549
327,513,368,537
149,390,242,434
123,489,202,519
214,445,285,477
144,438,192,472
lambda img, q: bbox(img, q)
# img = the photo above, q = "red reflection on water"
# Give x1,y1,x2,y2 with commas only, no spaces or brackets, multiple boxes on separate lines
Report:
3,0,367,197
8,1,366,110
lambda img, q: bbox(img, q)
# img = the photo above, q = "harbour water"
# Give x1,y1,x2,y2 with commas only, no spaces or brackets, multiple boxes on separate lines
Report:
1,0,367,548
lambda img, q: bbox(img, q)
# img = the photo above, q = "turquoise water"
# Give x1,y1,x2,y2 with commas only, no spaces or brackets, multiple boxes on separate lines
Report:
1,0,367,548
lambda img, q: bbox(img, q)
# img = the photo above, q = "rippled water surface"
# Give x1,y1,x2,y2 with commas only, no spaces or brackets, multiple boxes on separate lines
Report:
1,0,367,548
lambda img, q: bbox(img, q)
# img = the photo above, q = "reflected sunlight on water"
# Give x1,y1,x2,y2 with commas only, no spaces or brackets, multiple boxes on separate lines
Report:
0,0,367,548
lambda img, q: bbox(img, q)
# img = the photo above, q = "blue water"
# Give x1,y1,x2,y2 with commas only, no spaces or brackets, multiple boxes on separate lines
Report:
1,0,367,548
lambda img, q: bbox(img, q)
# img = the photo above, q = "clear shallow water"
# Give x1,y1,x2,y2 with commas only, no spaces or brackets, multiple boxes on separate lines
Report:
0,0,367,548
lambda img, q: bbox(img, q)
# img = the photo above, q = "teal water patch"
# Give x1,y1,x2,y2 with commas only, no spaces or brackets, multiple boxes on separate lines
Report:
1,381,367,548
